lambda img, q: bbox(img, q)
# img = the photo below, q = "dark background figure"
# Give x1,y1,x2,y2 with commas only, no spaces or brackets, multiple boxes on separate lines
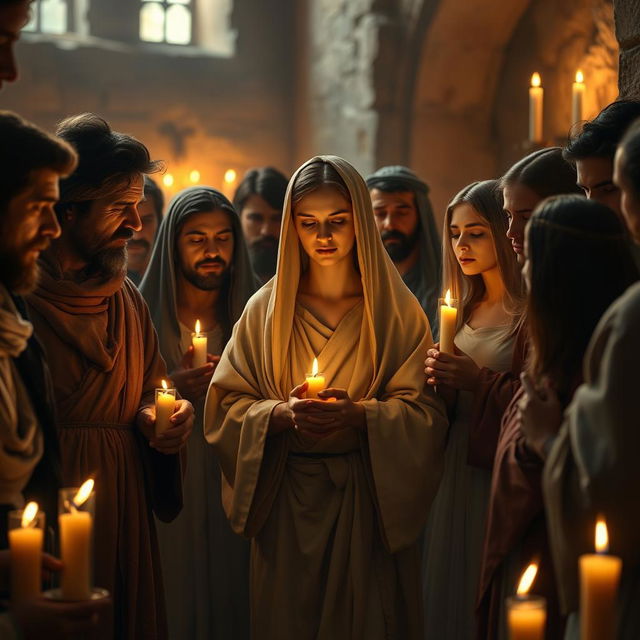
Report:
366,166,442,337
127,175,164,286
0,0,30,90
233,166,288,283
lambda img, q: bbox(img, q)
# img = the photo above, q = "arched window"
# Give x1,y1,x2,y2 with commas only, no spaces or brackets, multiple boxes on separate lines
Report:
24,0,69,34
140,0,193,46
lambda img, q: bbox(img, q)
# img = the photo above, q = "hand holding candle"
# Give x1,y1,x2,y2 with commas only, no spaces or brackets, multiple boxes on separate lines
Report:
192,319,208,369
155,379,176,436
305,358,326,399
59,479,95,601
507,562,546,640
580,517,622,640
529,72,544,144
9,501,44,605
438,290,458,354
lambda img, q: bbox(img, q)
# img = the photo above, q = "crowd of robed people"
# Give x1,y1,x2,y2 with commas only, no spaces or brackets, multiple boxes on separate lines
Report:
2,2,640,639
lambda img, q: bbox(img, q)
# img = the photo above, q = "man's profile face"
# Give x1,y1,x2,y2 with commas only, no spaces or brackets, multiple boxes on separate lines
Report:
0,0,31,90
127,196,159,277
0,167,62,293
576,156,622,216
370,188,420,263
240,194,281,280
66,173,144,278
613,147,640,244
176,209,235,291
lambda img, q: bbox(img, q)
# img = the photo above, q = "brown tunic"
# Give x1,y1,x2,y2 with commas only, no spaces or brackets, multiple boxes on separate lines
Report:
27,255,182,640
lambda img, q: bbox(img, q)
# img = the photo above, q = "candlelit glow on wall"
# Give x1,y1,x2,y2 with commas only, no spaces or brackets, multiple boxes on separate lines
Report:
163,173,175,188
516,563,539,595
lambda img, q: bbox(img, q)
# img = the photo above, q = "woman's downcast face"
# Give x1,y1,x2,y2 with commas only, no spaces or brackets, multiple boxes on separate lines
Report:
293,186,356,267
449,202,498,277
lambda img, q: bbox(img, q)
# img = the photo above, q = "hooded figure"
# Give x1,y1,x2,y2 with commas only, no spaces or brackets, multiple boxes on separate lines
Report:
366,166,442,336
140,186,258,640
205,156,448,639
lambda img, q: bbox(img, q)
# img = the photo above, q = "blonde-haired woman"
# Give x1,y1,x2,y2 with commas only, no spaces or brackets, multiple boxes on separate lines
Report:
423,179,522,639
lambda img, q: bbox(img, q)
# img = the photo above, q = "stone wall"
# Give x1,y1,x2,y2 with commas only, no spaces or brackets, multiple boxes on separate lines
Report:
615,0,640,97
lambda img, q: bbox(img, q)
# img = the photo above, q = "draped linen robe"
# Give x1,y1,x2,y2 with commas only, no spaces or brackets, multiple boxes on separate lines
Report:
27,255,182,640
140,186,257,640
205,155,448,640
544,282,640,640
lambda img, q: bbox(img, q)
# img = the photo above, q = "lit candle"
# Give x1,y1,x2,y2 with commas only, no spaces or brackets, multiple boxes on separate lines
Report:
305,358,326,399
192,319,208,369
579,517,622,640
59,479,95,600
223,169,237,198
438,289,458,354
529,72,544,143
155,379,176,436
507,562,547,640
572,70,585,124
8,502,44,605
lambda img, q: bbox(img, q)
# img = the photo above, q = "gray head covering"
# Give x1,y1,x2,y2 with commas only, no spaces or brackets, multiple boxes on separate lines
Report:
366,166,442,335
139,186,258,372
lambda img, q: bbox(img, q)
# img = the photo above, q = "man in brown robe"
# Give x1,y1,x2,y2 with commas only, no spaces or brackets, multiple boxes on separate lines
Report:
26,114,194,640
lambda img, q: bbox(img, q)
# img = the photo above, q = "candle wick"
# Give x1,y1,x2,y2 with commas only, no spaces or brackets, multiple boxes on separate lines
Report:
65,498,78,515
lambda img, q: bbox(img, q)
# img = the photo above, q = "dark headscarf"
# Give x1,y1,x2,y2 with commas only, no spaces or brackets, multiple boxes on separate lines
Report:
139,186,258,372
366,166,442,335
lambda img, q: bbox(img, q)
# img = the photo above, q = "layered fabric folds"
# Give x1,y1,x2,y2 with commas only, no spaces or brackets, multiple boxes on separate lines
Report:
205,155,448,639
366,165,442,334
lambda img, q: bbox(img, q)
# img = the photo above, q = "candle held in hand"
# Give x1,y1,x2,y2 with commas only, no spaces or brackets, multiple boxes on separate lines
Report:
305,358,326,399
579,517,622,640
192,319,208,368
155,379,176,436
438,289,458,354
506,562,546,640
8,502,44,605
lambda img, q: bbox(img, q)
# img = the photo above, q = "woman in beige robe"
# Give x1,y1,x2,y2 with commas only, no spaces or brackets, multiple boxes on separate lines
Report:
205,155,448,640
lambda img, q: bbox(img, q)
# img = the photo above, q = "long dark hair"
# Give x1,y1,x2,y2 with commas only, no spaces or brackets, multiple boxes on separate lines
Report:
291,160,351,206
443,180,523,334
526,195,638,402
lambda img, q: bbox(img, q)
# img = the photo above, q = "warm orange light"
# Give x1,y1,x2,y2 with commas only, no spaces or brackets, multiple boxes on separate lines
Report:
311,357,319,377
195,319,201,334
595,518,609,553
73,479,94,508
575,70,584,84
531,72,542,88
224,169,237,185
189,170,200,184
163,173,174,188
161,379,168,391
21,502,38,528
516,563,539,596
444,289,452,307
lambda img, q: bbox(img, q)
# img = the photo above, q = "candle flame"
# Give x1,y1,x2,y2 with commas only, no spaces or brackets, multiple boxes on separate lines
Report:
162,379,168,390
311,358,319,377
195,319,201,334
531,72,541,88
189,169,201,184
575,70,584,84
73,478,94,508
162,173,174,188
595,517,609,553
224,169,237,185
516,563,539,596
445,289,452,307
21,501,38,528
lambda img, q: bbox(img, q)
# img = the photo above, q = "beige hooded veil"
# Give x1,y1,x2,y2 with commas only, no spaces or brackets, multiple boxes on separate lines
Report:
204,155,447,639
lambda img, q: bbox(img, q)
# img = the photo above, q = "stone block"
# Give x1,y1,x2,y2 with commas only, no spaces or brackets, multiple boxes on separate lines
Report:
619,46,640,97
614,0,640,50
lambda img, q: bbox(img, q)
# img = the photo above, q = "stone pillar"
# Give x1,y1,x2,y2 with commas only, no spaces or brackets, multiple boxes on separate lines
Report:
614,0,640,97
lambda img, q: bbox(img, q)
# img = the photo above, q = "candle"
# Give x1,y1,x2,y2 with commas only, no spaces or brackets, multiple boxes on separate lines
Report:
529,72,544,143
438,289,458,354
192,319,208,368
59,479,95,601
305,358,326,399
579,517,622,640
507,562,546,640
8,502,44,605
155,379,176,436
572,70,585,124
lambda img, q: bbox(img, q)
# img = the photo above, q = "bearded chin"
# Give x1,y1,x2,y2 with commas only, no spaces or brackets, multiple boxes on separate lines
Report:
87,247,127,279
182,266,230,291
0,251,40,294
